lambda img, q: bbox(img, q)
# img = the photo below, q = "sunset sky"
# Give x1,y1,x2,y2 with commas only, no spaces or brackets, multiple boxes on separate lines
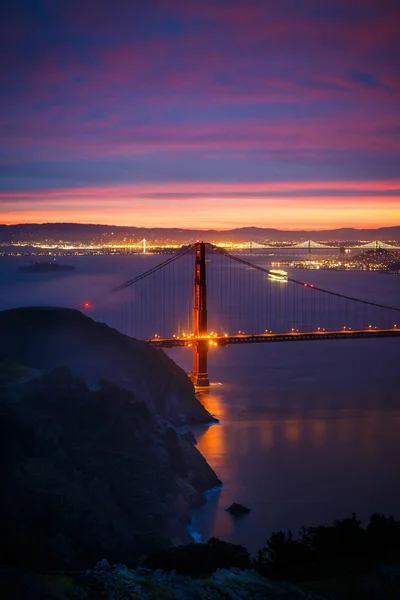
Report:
1,0,399,230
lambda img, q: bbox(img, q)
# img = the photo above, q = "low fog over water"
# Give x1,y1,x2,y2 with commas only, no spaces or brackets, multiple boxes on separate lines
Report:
2,252,400,553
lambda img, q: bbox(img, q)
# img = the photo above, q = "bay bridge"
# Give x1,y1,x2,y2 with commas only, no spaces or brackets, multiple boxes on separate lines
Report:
117,238,400,254
81,242,400,387
244,240,400,252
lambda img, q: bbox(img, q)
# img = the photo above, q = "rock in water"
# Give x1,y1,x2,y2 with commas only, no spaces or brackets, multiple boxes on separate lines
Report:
226,503,251,515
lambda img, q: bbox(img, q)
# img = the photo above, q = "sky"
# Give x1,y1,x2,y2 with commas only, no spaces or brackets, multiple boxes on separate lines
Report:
1,0,400,230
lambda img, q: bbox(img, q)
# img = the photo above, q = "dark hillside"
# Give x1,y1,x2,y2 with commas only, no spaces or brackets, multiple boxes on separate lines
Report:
0,307,213,425
0,368,220,569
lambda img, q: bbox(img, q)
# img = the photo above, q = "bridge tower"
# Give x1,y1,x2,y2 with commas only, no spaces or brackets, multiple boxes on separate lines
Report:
192,241,209,386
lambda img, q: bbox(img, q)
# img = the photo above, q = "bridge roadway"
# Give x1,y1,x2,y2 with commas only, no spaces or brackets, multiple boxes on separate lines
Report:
146,328,400,348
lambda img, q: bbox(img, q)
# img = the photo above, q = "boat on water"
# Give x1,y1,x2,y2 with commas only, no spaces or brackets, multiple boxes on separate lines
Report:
268,269,288,281
18,261,75,273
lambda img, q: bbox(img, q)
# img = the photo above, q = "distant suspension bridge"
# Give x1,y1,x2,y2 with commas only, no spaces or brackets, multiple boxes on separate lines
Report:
244,240,400,251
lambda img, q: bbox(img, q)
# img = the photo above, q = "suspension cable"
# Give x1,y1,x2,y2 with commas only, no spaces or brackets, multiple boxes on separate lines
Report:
76,243,195,309
206,243,400,314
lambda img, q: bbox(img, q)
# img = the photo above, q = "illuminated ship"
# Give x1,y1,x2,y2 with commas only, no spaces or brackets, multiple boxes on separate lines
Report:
268,269,288,281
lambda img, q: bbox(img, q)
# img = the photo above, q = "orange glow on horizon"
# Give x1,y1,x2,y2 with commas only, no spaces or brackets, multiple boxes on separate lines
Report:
1,180,399,230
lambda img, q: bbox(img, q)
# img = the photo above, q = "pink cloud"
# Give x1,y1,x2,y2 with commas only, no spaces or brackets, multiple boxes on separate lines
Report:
2,111,399,165
2,180,400,201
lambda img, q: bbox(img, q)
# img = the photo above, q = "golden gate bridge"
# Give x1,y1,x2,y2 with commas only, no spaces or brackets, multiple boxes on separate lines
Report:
80,242,400,386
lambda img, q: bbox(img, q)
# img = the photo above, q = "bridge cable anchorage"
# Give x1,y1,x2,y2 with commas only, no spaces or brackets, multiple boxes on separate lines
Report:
75,243,196,310
206,243,400,314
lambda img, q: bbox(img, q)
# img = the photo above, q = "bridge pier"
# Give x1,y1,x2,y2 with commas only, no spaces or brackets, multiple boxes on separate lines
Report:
191,241,209,386
192,340,209,386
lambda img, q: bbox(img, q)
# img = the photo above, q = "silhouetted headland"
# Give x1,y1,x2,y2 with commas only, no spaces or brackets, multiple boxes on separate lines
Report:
0,306,215,425
0,307,220,571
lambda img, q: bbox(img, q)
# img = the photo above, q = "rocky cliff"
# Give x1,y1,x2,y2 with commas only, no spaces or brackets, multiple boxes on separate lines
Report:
0,307,214,425
0,307,221,569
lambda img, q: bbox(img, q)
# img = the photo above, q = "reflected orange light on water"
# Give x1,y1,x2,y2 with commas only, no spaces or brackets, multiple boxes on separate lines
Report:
197,424,227,472
196,389,228,420
311,419,327,443
260,421,274,449
195,390,229,477
283,419,302,443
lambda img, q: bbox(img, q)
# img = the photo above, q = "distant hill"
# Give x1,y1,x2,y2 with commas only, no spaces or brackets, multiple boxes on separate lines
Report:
1,222,400,245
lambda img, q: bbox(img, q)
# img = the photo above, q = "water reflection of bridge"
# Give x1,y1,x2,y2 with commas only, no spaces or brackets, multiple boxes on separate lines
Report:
81,242,400,386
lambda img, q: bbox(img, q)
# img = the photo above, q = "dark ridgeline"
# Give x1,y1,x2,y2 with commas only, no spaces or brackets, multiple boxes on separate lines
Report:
1,222,400,245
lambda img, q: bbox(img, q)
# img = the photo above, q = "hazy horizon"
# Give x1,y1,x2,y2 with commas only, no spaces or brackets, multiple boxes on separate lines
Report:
2,222,400,233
